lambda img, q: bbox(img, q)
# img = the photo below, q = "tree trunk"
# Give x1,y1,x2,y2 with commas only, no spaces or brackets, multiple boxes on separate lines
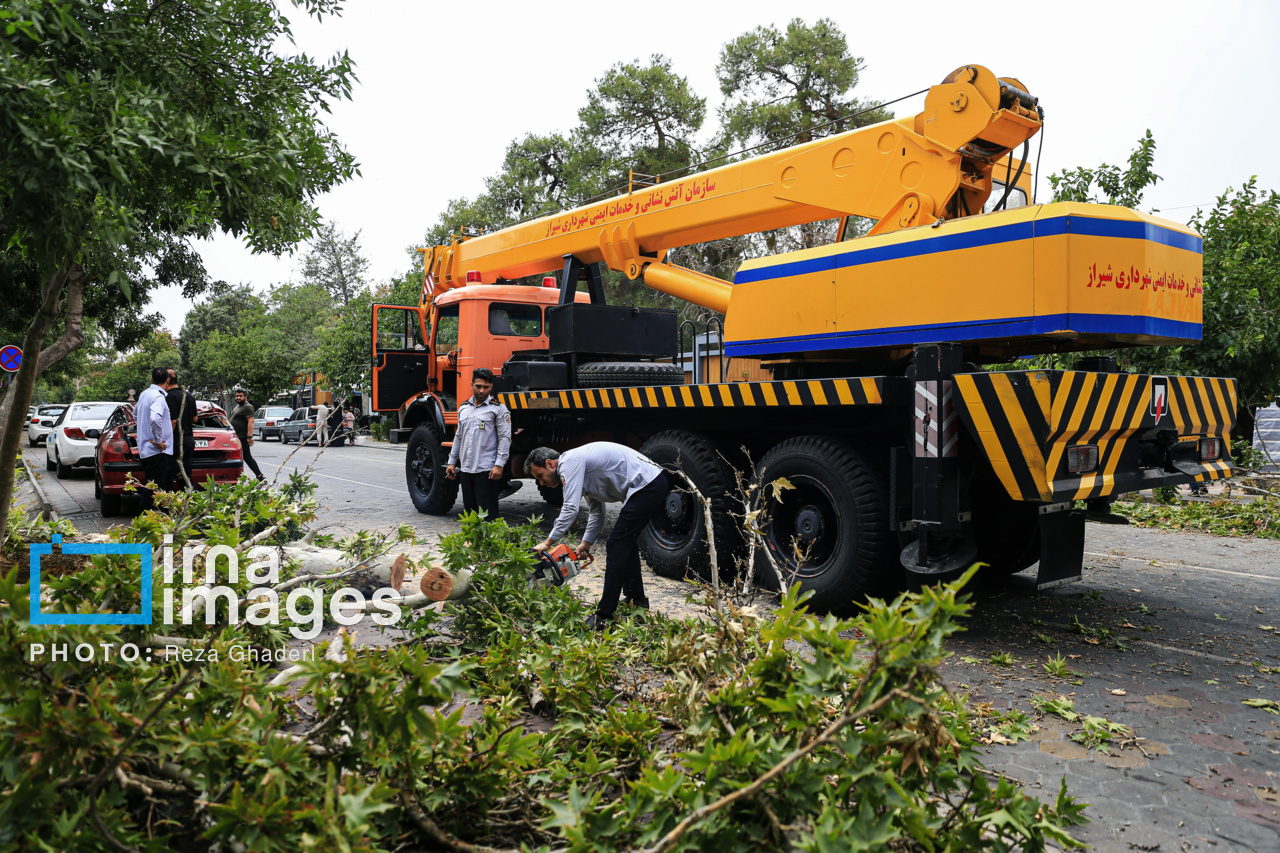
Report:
0,261,76,535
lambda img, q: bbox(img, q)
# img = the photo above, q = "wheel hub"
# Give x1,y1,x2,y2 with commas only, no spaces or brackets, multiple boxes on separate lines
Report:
664,491,687,522
795,505,825,542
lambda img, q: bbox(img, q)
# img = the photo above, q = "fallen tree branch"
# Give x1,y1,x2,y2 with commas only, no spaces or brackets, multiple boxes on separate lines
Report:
399,788,521,853
638,687,926,853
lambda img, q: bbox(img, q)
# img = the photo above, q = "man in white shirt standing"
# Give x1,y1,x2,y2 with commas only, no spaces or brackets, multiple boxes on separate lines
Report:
527,442,669,629
133,367,175,511
315,400,330,446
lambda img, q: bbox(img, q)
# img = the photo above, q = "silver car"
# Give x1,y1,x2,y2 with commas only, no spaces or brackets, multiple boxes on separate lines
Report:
27,405,67,447
254,406,295,441
46,402,118,479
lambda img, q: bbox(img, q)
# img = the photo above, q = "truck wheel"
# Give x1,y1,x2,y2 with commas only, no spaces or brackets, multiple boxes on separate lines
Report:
537,483,563,508
638,430,740,581
754,436,893,615
577,362,684,388
970,478,1040,576
405,423,458,515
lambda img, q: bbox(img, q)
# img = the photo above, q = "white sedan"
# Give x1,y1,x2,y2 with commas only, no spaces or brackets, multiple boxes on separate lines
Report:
27,405,67,446
46,402,119,479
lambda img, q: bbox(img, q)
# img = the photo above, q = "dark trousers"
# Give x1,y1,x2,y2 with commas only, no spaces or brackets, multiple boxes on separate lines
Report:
599,472,668,618
460,471,501,520
238,432,264,480
175,438,195,488
139,452,173,511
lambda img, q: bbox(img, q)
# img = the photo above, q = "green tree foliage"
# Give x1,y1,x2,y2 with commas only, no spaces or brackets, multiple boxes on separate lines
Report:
315,268,422,401
301,223,371,309
77,331,182,403
1048,130,1160,208
0,0,358,533
716,18,892,151
579,54,706,185
178,285,266,391
191,315,297,407
1183,179,1280,434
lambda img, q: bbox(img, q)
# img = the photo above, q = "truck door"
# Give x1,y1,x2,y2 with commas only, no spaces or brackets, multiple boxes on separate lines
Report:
371,305,430,412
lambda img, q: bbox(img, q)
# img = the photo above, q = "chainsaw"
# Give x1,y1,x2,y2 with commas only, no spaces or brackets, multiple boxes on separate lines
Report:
529,543,593,588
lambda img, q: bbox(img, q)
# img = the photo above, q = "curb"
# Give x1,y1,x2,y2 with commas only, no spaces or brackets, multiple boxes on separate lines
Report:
17,449,56,521
351,439,406,453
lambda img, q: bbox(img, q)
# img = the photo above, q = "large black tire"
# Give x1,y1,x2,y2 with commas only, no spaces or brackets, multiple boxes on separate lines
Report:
405,423,458,515
754,436,894,615
577,361,684,388
280,430,290,445
46,452,55,472
970,478,1040,576
638,430,741,581
537,483,564,508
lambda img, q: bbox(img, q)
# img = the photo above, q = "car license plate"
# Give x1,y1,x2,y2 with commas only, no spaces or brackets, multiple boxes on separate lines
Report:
194,439,209,448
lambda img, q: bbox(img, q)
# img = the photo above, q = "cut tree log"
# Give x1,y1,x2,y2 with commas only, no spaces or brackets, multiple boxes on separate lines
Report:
277,543,406,597
419,563,475,602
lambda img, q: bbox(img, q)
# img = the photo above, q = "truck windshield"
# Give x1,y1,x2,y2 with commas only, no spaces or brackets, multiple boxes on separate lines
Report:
435,305,459,349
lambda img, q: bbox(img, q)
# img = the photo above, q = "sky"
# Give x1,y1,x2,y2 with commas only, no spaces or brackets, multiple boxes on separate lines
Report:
150,0,1280,334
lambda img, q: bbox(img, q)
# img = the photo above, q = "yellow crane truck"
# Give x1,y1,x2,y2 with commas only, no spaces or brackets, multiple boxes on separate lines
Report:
370,65,1235,613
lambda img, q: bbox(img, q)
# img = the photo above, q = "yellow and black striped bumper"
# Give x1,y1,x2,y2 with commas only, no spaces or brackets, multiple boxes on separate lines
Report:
499,377,890,411
954,371,1237,502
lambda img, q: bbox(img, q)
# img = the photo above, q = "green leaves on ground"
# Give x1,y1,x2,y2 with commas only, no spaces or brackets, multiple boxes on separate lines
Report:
1242,698,1280,714
1114,496,1280,539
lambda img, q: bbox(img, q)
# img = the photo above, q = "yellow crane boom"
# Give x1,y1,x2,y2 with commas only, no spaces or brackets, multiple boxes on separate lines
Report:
422,65,1041,315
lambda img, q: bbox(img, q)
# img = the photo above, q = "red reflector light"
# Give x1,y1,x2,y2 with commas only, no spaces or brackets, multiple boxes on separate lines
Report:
542,276,557,288
307,422,316,428
1199,437,1221,461
30,417,38,423
1066,444,1098,474
465,270,482,283
63,427,85,440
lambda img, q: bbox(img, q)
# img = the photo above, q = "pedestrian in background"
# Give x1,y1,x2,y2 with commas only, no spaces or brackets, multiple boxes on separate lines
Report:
343,404,356,443
445,368,511,520
166,368,197,489
229,388,265,481
134,367,174,511
315,399,330,445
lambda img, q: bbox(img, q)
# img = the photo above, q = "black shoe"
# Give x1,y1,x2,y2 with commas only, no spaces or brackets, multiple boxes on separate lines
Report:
498,481,523,500
585,613,611,631
624,596,649,610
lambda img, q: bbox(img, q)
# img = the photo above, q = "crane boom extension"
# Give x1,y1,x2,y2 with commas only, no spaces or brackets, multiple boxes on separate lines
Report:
422,64,1041,313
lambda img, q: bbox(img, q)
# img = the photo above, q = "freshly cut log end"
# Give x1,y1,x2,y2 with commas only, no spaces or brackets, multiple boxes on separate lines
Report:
390,554,408,591
419,566,474,602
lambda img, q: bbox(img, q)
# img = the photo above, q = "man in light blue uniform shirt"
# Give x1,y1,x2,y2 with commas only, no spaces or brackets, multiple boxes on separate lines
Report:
134,366,175,511
446,368,512,519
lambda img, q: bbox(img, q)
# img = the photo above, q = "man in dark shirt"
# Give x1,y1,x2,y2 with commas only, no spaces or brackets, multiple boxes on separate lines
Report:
229,388,265,481
166,369,198,489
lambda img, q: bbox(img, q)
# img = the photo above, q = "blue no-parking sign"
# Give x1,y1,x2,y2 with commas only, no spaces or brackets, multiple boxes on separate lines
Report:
0,345,21,372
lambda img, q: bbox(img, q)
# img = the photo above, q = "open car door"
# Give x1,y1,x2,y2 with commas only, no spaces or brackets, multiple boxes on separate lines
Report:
371,304,431,412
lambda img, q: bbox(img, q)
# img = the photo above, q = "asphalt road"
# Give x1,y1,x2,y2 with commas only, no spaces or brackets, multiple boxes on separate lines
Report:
21,437,1280,850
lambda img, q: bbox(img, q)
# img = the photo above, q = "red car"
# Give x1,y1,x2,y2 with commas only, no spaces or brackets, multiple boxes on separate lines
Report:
94,401,245,516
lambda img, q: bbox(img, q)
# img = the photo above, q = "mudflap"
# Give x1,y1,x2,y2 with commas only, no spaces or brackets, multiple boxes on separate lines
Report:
1036,507,1085,590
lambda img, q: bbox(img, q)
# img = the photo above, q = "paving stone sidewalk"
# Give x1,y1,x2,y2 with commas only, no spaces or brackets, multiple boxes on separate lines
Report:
939,524,1280,852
